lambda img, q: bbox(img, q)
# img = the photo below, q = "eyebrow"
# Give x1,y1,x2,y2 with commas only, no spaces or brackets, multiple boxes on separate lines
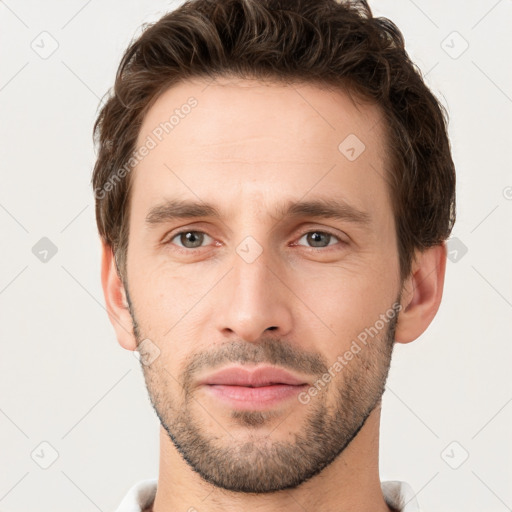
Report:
145,197,371,227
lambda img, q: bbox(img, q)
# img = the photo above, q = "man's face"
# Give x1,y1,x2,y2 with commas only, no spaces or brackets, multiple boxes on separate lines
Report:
124,78,403,493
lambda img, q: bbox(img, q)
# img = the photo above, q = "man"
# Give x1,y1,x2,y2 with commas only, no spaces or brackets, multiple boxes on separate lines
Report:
92,0,456,510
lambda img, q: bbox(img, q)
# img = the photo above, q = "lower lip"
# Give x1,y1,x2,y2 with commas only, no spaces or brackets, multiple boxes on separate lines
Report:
203,384,308,409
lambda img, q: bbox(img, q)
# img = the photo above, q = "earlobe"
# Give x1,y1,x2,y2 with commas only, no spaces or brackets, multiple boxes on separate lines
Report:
395,243,447,344
100,240,137,351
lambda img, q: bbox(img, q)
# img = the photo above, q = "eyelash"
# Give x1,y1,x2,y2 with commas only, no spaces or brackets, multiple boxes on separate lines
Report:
163,228,345,253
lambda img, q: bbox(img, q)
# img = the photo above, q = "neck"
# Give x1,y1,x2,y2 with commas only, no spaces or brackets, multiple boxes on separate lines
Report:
150,405,394,512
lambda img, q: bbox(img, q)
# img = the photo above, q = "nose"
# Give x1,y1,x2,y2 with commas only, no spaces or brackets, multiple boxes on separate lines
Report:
215,246,293,343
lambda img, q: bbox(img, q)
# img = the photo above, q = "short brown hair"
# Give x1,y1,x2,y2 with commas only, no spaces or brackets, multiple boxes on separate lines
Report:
91,0,456,282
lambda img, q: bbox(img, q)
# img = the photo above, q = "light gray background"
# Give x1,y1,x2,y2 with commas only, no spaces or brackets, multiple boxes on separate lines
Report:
1,1,511,511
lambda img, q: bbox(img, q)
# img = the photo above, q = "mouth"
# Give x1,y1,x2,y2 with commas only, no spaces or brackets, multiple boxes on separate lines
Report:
198,366,309,410
199,365,309,387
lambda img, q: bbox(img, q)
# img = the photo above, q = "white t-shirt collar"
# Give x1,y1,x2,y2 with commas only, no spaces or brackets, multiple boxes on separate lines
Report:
114,478,423,512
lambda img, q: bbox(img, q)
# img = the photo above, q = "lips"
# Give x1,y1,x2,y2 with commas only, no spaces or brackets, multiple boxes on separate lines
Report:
199,366,308,387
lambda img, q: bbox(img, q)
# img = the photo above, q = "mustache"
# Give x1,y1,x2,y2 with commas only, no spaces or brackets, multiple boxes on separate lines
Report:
181,337,329,389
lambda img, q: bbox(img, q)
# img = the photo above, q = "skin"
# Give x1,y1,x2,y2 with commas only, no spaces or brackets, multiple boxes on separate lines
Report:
101,77,446,512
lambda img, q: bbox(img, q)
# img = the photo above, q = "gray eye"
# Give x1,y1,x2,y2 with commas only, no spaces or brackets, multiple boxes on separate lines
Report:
172,231,210,248
298,231,338,248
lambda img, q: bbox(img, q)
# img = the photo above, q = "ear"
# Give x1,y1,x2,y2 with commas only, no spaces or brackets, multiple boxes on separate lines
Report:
395,243,447,344
100,240,137,351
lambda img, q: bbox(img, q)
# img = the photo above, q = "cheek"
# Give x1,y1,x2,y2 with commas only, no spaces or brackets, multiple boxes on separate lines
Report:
295,260,397,350
129,263,214,360
130,256,195,310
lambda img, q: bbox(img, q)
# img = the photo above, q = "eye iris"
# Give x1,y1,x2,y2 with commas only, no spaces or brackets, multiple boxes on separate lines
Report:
181,231,203,248
307,232,330,247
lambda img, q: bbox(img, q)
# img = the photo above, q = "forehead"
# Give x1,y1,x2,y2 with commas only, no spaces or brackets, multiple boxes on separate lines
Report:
138,76,386,158
131,77,391,223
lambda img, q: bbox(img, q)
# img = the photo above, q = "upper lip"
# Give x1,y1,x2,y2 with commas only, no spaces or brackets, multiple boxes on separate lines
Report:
199,366,308,387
